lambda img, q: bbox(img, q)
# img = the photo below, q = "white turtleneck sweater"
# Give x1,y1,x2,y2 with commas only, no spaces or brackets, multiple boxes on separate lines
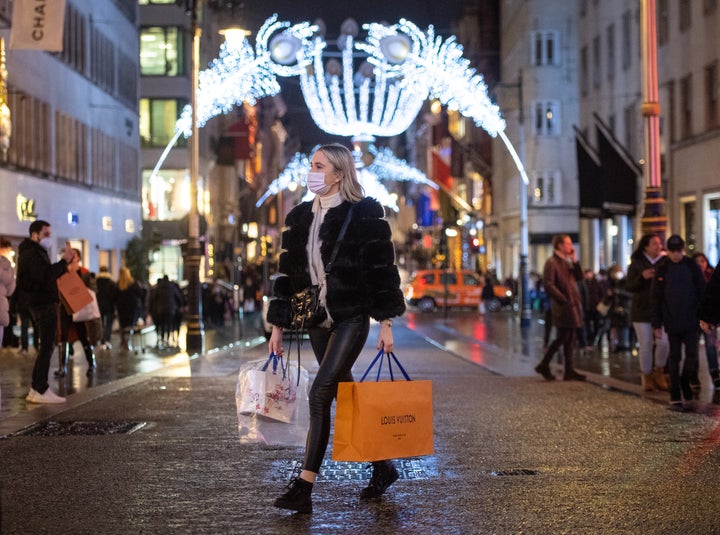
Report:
307,192,342,325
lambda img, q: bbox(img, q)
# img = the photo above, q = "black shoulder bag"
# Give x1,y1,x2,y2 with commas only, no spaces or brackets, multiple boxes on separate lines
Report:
289,204,354,330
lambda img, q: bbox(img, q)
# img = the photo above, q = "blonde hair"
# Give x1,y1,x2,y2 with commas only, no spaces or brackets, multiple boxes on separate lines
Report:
313,143,364,202
117,266,135,291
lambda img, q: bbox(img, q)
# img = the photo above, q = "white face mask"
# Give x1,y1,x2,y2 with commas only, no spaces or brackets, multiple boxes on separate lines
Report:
39,236,52,250
306,171,332,196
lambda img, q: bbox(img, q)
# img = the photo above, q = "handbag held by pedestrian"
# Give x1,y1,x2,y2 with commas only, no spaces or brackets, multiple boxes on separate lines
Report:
289,205,354,330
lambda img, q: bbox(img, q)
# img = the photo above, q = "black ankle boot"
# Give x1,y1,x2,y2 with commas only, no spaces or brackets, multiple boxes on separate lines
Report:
54,343,69,377
360,460,399,500
274,477,313,513
84,345,96,376
534,362,555,381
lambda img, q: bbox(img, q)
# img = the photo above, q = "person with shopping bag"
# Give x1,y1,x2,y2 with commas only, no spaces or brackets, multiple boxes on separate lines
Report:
266,143,406,514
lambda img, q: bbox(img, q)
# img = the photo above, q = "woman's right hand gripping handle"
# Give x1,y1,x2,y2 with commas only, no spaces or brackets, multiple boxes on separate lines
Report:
268,325,284,356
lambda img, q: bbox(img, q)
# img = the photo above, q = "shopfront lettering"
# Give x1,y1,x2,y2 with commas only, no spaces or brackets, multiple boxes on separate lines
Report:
16,194,37,221
32,1,47,42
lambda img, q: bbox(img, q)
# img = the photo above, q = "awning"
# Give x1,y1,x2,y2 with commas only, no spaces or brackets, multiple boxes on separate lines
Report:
575,115,642,219
595,113,640,217
575,127,603,219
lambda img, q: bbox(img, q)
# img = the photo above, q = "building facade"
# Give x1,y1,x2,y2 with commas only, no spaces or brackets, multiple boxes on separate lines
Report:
492,0,580,279
0,0,141,274
656,0,720,265
577,0,644,272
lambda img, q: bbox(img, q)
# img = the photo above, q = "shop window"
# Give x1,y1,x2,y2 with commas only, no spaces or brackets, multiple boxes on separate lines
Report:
142,168,189,221
606,24,615,81
680,74,693,139
681,197,697,255
530,31,560,67
705,62,718,130
679,0,691,32
533,100,561,136
139,98,188,148
657,0,669,45
531,171,560,206
140,26,185,76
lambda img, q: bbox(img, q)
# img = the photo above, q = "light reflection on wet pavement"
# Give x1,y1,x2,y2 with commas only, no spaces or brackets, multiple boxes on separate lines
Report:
404,309,720,404
0,317,266,422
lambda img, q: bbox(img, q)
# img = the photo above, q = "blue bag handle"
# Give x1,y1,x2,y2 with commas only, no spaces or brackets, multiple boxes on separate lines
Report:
262,352,288,378
359,349,412,382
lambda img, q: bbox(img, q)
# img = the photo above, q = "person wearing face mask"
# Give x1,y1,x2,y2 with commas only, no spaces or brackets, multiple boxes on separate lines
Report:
266,143,405,513
16,219,74,404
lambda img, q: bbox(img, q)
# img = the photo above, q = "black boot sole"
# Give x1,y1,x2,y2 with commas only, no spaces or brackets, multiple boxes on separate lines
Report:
273,498,312,514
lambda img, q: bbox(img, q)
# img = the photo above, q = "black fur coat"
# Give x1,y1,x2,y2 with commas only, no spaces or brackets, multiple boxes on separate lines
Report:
266,197,406,328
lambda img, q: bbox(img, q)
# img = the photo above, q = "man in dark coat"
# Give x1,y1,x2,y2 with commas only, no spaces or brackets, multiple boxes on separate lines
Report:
16,219,73,403
652,234,706,411
534,234,585,381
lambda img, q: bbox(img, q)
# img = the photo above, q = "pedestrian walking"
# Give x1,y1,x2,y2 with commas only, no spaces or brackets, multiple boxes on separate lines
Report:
266,143,406,513
116,267,146,349
55,248,97,377
149,275,183,348
534,234,586,381
652,235,706,411
95,266,118,349
580,269,602,350
626,234,670,391
0,240,16,349
692,252,720,393
11,283,36,354
16,220,73,404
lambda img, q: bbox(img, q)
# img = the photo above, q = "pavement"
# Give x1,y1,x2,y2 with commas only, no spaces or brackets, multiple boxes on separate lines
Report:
2,310,720,533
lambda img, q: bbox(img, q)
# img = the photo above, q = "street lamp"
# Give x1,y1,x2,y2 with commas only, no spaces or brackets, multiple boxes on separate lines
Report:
496,72,531,329
185,0,204,354
640,0,667,238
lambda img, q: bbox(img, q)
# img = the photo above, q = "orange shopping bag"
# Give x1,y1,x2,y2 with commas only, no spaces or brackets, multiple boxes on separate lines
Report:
56,272,93,313
332,350,434,462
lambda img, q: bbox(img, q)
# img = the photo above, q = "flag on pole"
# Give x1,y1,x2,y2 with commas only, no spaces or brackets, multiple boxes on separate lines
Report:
10,0,66,51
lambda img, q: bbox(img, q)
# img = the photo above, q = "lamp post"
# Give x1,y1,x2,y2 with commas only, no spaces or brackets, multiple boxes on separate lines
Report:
185,0,204,354
640,0,667,238
496,72,531,329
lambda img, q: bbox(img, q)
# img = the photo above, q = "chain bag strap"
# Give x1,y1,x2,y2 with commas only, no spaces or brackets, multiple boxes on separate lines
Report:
287,203,356,383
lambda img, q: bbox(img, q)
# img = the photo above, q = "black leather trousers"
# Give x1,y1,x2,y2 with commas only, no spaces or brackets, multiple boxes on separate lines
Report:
303,314,370,473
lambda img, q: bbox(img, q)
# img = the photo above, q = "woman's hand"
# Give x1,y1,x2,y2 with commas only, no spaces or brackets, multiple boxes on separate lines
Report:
268,325,284,356
377,322,394,353
700,320,713,335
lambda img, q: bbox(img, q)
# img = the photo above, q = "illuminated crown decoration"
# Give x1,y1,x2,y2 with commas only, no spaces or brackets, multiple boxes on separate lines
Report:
175,15,504,139
165,15,527,204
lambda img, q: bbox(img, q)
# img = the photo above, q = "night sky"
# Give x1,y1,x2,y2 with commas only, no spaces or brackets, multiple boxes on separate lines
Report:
236,1,474,37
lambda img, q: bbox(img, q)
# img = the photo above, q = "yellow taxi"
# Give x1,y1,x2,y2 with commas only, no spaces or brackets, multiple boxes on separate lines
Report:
405,269,513,312
405,269,483,312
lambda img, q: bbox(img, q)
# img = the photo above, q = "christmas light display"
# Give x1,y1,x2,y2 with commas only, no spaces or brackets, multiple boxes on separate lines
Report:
174,14,504,139
159,15,518,211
